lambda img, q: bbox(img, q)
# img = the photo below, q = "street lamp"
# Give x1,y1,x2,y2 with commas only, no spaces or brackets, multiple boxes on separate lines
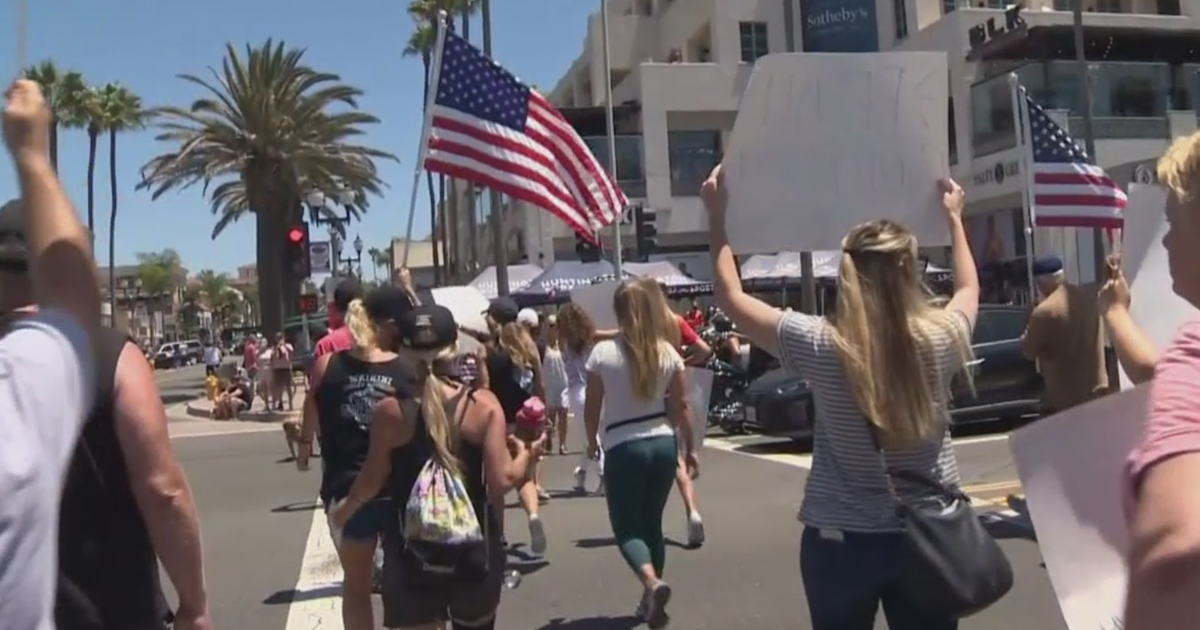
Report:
333,233,365,277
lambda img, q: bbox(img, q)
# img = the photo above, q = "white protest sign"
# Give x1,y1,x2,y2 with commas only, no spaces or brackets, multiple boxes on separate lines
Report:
570,281,619,331
684,367,713,450
1117,184,1194,388
1008,384,1150,630
723,53,950,254
429,285,490,353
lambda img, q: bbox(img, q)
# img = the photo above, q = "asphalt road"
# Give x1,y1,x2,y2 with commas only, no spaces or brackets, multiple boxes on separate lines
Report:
168,423,1065,630
157,363,211,408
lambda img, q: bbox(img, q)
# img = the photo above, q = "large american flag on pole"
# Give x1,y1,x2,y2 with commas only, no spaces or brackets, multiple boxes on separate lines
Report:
1026,94,1127,228
422,31,625,238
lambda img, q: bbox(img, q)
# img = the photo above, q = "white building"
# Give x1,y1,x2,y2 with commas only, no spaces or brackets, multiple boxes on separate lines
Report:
442,0,1199,284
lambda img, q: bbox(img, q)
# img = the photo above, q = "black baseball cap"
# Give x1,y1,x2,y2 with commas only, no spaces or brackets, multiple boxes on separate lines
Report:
485,296,520,325
0,199,29,271
398,304,458,351
363,285,417,324
333,277,364,313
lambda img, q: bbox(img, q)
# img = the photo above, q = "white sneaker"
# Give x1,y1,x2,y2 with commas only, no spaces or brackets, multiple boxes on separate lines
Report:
687,512,706,547
572,467,587,492
528,515,547,556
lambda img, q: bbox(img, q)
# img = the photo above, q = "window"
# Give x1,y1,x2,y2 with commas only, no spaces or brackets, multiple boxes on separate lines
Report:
894,0,909,39
1052,0,1070,9
667,131,722,196
739,22,769,63
1094,0,1121,11
972,309,1028,345
1158,0,1181,14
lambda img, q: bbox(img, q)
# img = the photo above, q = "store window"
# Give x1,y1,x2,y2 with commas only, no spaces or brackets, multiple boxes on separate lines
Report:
668,131,722,196
739,22,769,63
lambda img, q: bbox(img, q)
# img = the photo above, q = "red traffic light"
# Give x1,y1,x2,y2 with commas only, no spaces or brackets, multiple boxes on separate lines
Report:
287,227,305,243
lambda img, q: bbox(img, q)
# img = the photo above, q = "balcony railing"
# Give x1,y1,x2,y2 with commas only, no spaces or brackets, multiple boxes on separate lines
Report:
971,61,1179,157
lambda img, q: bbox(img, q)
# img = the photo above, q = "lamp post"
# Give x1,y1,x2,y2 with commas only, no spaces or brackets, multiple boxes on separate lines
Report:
305,184,357,276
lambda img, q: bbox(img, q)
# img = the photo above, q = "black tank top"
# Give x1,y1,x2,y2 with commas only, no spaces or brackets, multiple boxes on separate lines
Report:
386,388,497,540
315,351,418,503
485,347,534,421
57,328,171,630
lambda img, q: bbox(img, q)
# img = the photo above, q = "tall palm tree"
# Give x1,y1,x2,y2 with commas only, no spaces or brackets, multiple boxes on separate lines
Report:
76,86,105,246
403,17,443,286
136,250,184,342
99,84,145,317
196,269,231,330
22,61,87,172
139,40,396,336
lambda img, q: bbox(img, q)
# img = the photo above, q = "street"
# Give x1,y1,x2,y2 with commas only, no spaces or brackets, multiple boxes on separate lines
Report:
163,396,1067,630
158,363,214,408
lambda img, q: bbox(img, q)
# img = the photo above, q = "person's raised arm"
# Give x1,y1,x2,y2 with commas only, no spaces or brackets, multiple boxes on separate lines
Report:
111,342,208,624
298,353,332,471
1100,255,1158,385
939,179,980,327
702,165,784,357
5,80,99,338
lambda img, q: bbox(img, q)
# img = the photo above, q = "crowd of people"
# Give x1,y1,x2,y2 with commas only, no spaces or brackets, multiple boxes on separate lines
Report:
5,72,1200,630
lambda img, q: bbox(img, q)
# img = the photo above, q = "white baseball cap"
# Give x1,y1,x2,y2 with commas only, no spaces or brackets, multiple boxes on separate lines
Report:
517,308,539,327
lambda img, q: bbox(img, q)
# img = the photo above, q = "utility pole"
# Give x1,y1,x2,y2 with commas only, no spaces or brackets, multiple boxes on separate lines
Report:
782,0,817,312
1073,0,1105,282
481,0,510,295
600,0,625,275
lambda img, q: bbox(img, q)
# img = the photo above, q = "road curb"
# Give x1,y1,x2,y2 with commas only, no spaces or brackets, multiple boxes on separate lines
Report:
183,398,300,423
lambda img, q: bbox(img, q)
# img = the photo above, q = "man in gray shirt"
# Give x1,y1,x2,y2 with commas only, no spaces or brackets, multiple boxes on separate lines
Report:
0,79,102,628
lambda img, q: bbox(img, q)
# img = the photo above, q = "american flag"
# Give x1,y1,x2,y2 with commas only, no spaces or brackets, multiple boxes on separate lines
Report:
422,31,626,238
1026,94,1127,228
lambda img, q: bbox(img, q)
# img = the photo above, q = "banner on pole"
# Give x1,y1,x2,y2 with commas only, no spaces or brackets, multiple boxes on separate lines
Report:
308,241,332,274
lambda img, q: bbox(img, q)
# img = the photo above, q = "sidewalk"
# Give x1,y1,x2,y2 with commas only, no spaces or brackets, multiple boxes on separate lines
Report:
182,388,305,422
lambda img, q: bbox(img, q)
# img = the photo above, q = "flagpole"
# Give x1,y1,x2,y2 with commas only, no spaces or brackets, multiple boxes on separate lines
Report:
600,0,624,276
481,0,511,296
402,11,451,268
1008,73,1038,305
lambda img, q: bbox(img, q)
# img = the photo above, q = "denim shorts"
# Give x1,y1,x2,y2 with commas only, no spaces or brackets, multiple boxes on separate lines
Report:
325,498,390,544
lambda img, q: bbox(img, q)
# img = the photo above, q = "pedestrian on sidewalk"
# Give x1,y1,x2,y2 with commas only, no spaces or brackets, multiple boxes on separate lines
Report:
299,286,419,630
583,277,699,629
704,165,990,630
203,339,222,377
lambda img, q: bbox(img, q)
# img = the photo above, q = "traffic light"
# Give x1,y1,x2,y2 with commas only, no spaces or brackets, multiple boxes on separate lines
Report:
285,222,312,277
634,205,658,259
574,230,601,263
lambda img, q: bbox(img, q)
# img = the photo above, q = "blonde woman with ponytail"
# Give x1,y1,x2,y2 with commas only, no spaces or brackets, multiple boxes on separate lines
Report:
332,304,544,630
300,287,421,630
703,165,980,630
582,276,696,629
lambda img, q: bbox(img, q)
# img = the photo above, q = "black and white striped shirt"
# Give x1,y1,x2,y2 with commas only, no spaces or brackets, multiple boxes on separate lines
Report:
777,310,971,532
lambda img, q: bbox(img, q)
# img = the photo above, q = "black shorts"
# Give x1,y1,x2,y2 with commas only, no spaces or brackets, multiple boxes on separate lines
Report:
272,367,292,383
381,535,506,628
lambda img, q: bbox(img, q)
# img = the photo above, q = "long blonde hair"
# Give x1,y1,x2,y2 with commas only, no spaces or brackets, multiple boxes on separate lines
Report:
613,277,674,401
411,343,465,476
495,322,539,368
345,299,377,353
830,219,974,448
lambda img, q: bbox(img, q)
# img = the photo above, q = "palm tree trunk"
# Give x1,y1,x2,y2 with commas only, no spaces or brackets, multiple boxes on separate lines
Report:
49,122,59,172
255,207,286,337
86,129,98,247
107,129,119,317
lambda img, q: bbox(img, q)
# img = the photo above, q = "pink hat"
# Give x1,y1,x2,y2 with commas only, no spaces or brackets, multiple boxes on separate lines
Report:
515,397,546,427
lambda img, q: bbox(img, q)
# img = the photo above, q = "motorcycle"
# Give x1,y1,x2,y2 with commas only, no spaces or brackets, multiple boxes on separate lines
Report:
706,357,749,434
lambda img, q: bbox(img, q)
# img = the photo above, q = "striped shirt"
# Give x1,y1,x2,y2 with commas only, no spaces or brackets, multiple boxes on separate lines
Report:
777,310,970,532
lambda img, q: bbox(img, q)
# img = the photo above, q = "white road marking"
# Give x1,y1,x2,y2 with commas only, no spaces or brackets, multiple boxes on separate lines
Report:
284,501,344,630
704,431,1012,471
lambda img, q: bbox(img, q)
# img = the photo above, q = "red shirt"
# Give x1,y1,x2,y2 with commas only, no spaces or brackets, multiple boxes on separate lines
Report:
242,342,257,368
314,326,353,358
683,310,704,331
677,316,700,348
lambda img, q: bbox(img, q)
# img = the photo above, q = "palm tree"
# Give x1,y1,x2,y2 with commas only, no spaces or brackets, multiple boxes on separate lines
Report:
138,40,396,337
76,86,105,246
196,269,231,331
136,250,184,342
367,246,391,281
22,61,87,172
99,84,145,317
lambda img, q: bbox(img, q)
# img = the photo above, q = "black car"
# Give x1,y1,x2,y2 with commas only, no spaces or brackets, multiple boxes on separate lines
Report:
742,304,1044,442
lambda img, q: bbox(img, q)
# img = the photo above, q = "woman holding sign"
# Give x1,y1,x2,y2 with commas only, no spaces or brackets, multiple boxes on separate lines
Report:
702,164,998,630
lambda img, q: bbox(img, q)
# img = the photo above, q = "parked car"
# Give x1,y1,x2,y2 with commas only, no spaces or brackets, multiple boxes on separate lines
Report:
151,339,205,370
742,304,1044,442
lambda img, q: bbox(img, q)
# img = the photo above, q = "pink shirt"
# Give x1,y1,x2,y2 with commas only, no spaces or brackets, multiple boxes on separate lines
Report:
1125,319,1200,510
314,326,353,358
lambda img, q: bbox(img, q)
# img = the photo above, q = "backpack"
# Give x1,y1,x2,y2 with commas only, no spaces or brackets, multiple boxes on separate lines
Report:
398,399,490,584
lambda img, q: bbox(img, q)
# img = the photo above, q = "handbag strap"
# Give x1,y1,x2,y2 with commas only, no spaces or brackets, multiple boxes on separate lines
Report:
862,418,970,505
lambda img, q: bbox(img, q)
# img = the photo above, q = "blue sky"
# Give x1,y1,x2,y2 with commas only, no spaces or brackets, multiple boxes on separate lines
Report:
0,0,592,275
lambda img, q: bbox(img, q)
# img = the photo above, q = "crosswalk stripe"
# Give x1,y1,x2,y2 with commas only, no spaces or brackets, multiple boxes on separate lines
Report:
284,503,343,630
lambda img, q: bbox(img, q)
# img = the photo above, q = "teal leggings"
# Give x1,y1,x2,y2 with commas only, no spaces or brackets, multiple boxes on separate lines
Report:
603,435,679,576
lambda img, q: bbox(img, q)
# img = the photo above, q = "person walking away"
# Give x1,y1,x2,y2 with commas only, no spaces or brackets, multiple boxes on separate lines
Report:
517,307,551,501
1020,255,1109,413
1121,131,1200,630
299,286,419,630
542,314,570,455
329,303,545,630
583,277,698,629
203,340,222,377
271,332,295,411
0,79,112,628
477,297,549,555
314,278,363,359
704,164,985,630
556,302,618,493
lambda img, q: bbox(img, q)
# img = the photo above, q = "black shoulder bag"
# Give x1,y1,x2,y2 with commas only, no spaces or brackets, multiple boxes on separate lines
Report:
866,423,1014,618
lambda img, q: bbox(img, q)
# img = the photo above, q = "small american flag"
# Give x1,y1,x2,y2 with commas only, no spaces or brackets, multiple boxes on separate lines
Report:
423,31,625,238
1026,94,1127,228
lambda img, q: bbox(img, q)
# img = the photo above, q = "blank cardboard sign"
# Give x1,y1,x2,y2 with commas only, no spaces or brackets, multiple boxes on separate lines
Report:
723,53,951,254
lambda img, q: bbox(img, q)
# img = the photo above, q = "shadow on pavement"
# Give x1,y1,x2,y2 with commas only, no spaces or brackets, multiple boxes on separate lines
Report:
161,393,196,406
262,583,339,605
734,438,812,456
270,500,322,514
533,614,640,630
572,536,691,550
